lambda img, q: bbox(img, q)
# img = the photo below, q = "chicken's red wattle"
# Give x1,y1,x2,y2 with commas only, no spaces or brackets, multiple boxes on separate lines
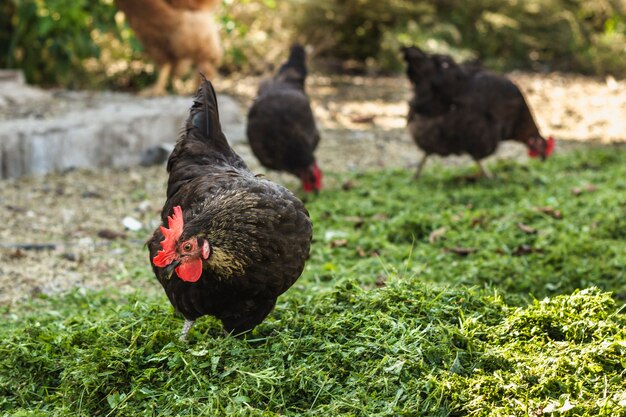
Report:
175,258,203,282
528,136,555,158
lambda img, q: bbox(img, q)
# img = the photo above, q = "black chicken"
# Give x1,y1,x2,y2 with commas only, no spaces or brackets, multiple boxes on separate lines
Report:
247,44,322,192
402,46,554,178
147,79,312,340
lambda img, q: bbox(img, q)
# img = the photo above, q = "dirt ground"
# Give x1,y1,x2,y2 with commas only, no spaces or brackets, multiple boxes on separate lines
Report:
1,73,625,308
223,72,626,173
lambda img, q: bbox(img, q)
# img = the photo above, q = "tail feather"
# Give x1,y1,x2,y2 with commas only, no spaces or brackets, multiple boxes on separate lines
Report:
187,76,226,142
280,44,306,74
277,44,307,88
166,78,247,198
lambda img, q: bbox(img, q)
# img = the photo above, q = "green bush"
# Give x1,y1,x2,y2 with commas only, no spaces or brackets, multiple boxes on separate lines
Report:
1,0,626,89
291,0,626,74
289,0,434,72
219,0,293,74
0,0,127,88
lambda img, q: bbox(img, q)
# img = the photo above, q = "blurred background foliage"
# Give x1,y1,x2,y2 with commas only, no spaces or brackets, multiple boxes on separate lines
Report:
1,0,625,89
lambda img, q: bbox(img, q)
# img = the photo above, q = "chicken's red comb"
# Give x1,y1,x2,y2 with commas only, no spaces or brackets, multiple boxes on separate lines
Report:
153,206,184,267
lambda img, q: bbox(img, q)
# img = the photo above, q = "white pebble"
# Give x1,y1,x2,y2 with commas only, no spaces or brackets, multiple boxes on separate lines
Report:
123,216,143,231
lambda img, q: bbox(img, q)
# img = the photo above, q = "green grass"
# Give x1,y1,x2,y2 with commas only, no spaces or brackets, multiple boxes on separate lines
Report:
2,146,626,416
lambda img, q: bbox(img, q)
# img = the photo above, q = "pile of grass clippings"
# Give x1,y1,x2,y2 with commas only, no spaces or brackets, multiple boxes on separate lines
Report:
1,285,624,416
1,146,625,416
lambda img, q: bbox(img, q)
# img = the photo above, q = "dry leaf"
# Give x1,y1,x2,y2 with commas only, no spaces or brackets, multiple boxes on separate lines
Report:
61,252,79,262
535,207,563,219
571,184,598,196
344,216,365,228
82,190,103,199
445,247,476,256
428,227,447,243
350,114,376,124
5,205,28,213
471,217,485,227
341,180,356,191
517,223,537,234
97,229,127,240
514,245,534,256
330,239,348,248
514,245,544,256
356,246,367,257
9,249,26,259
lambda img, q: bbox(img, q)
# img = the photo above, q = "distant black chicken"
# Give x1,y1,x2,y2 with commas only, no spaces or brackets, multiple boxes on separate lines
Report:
402,46,554,178
247,44,322,192
147,79,312,340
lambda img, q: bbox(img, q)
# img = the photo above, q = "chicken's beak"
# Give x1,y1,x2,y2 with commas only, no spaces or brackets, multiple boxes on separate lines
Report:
163,260,181,280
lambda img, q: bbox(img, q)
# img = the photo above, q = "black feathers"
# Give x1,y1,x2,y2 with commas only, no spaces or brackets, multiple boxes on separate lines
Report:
148,79,313,337
189,77,222,145
246,45,322,190
402,46,543,166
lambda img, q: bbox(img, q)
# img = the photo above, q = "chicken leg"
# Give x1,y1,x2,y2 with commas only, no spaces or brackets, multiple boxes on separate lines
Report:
179,319,195,341
476,160,493,179
413,154,429,179
171,60,195,95
140,63,172,97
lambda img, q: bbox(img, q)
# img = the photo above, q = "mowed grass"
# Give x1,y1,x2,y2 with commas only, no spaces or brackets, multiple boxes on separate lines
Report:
1,146,625,416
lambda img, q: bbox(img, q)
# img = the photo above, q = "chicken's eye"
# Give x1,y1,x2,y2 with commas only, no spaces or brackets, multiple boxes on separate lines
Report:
183,243,192,251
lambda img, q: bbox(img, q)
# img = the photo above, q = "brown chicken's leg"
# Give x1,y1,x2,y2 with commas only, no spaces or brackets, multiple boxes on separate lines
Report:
476,160,493,179
198,61,219,84
140,63,172,97
171,60,195,95
413,154,429,179
179,319,195,341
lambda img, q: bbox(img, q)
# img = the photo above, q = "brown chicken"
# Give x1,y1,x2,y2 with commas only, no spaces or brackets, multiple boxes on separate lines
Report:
115,0,222,96
167,0,218,10
402,46,554,178
147,79,312,340
247,45,322,192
